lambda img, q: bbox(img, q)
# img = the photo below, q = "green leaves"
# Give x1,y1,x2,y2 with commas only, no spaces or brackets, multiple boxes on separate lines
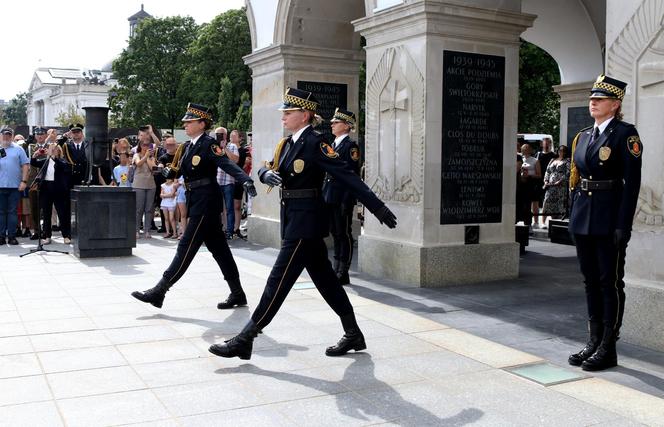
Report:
518,40,561,141
109,9,253,133
2,92,29,126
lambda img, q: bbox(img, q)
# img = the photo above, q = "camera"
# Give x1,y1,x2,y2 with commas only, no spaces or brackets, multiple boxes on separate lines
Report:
151,165,163,175
37,148,47,155
0,148,6,158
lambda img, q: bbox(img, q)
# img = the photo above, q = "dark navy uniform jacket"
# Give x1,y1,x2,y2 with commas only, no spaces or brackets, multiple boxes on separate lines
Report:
171,133,250,217
258,126,383,240
569,119,642,236
63,140,89,186
322,135,361,207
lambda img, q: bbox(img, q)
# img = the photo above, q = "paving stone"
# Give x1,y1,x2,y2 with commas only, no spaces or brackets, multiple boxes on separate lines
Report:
23,317,97,335
0,375,52,406
103,324,184,345
0,353,43,379
0,401,64,427
133,358,224,388
29,330,112,352
0,310,20,324
57,389,169,427
0,322,26,338
47,366,147,399
152,379,257,417
117,339,207,365
354,304,448,334
270,392,385,426
178,406,295,427
0,336,33,355
38,346,127,373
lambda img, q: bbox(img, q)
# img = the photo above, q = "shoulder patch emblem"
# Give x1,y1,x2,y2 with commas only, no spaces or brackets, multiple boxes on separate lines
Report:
211,144,225,157
320,142,339,159
627,135,642,158
350,147,360,162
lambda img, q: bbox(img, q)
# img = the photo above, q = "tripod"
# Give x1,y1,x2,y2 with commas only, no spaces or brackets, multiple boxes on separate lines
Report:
20,157,69,257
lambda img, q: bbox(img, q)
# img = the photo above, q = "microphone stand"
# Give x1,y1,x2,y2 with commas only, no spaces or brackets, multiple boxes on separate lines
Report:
20,156,69,257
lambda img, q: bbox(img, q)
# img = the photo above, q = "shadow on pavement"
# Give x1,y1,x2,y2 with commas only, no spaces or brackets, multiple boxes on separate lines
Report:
215,353,484,425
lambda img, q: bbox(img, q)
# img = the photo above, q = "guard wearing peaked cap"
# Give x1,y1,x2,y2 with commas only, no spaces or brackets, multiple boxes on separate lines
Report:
131,103,257,311
567,74,643,372
322,108,361,285
208,88,398,361
62,122,88,187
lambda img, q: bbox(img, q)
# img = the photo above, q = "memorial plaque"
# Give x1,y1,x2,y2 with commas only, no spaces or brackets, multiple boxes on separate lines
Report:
567,106,593,146
441,50,505,224
297,81,347,139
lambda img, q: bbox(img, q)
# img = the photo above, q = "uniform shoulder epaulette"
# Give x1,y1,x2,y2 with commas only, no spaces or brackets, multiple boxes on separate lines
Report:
578,125,593,133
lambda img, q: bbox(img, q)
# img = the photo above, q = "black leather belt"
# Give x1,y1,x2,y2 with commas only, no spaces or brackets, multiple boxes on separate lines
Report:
580,178,620,191
280,188,319,199
184,177,214,191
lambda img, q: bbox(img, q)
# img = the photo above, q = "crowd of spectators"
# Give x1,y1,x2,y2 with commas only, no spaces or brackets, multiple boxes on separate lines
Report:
0,124,253,246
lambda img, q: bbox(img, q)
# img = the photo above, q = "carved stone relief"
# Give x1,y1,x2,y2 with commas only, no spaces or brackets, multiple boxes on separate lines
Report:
365,46,424,203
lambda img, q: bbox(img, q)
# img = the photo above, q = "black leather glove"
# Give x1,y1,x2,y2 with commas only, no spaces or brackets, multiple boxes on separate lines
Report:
243,180,257,198
262,170,282,187
161,166,172,179
614,229,631,247
374,205,397,229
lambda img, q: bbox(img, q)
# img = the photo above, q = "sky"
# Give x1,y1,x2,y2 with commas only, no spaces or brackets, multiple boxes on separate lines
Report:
0,0,245,101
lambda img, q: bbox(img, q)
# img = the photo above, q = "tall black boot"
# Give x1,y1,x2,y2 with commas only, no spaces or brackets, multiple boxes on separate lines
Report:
582,327,618,371
217,277,247,309
568,321,603,366
333,258,340,275
325,312,366,356
131,279,172,308
337,262,351,286
209,320,260,360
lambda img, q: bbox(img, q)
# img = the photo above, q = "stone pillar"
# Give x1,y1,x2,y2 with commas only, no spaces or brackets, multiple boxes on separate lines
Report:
553,81,594,147
244,45,364,248
353,1,535,287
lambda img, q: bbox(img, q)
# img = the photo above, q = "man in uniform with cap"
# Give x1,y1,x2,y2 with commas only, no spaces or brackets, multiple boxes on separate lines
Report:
26,127,50,240
62,123,89,186
208,88,397,361
0,126,30,245
131,103,257,310
567,75,643,371
323,108,361,285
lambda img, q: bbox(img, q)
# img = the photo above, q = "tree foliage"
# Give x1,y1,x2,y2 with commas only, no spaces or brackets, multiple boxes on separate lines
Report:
109,16,198,132
2,92,29,126
216,76,234,126
228,91,252,131
518,40,561,142
55,105,86,127
184,8,252,120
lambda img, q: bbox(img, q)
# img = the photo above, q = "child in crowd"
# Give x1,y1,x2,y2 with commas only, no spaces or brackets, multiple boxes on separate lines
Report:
175,176,187,239
112,153,132,187
160,178,177,238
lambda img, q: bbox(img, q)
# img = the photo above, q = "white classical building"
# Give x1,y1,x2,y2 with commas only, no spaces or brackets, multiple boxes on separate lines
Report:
26,68,115,127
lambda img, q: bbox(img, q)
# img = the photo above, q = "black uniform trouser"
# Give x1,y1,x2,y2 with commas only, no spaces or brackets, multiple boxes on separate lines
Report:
328,203,354,265
574,234,627,333
162,212,241,292
251,238,354,329
40,182,71,238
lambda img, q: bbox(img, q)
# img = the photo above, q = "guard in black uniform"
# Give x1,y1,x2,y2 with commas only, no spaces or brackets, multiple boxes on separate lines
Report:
323,108,361,285
131,103,257,310
209,88,397,360
62,123,89,186
568,75,642,371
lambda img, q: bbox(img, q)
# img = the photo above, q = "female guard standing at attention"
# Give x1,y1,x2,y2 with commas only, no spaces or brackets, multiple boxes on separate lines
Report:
209,88,397,360
567,75,642,371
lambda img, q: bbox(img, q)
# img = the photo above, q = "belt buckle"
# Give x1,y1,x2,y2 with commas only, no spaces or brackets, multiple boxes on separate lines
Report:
580,180,588,191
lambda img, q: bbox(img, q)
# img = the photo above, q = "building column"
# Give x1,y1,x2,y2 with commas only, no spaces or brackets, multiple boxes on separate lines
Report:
244,44,364,248
353,1,535,287
553,81,594,146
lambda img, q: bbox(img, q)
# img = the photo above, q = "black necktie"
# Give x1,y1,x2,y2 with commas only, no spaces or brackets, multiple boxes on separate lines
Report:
590,127,600,144
281,137,294,163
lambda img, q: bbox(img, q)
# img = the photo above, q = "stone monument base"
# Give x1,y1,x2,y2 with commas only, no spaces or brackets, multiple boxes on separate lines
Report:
247,216,282,248
622,279,664,352
358,236,519,287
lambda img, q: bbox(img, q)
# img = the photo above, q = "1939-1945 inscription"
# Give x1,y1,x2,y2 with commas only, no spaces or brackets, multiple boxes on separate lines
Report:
297,81,347,139
441,50,505,224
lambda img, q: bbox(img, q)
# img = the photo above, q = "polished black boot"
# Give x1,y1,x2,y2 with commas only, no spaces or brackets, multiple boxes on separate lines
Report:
568,321,603,366
582,328,618,371
131,279,172,308
337,263,351,286
217,278,248,309
209,320,260,360
325,313,366,356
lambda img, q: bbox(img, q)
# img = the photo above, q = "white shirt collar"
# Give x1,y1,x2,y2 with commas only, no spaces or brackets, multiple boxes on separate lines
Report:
190,133,204,145
595,117,613,135
291,125,310,143
334,134,349,146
